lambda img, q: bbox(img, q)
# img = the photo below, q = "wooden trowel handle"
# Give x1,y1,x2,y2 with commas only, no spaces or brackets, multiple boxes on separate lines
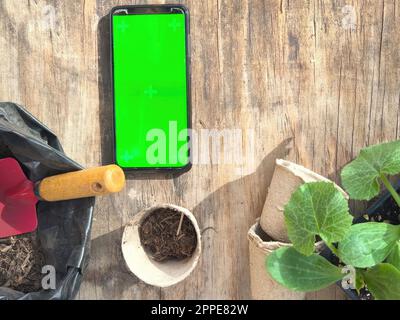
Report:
38,165,126,202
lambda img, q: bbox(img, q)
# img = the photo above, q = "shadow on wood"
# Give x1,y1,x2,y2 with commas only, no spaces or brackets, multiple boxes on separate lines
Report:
97,14,113,166
185,138,293,299
83,227,142,299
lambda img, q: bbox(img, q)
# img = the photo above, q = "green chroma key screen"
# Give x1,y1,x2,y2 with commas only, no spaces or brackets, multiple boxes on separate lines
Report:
112,13,189,169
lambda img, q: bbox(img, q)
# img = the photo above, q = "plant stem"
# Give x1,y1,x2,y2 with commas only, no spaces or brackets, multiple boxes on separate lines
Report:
325,242,339,257
380,173,400,208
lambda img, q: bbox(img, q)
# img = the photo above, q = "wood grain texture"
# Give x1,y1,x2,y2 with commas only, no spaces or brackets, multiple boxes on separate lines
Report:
1,0,399,300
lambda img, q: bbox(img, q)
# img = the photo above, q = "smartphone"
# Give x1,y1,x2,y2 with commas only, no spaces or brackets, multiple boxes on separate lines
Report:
110,5,191,171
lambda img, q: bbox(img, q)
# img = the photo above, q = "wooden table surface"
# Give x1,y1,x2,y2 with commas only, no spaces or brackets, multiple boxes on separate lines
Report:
1,0,399,300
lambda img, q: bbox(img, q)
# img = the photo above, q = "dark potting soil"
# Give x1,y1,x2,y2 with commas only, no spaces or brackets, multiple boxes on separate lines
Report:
357,288,373,300
139,208,197,262
0,232,44,292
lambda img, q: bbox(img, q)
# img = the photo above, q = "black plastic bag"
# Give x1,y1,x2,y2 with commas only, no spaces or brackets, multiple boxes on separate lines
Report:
0,102,94,300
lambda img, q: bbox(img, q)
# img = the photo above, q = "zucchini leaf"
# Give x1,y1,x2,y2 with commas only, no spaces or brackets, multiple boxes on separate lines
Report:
266,247,344,292
284,182,352,256
338,223,400,268
387,242,400,270
363,263,400,300
341,140,400,200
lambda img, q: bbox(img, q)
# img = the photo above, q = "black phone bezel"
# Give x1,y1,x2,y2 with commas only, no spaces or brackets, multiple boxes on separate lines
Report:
109,4,192,173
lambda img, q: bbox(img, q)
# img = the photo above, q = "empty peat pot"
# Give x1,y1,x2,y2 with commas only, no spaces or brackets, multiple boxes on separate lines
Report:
260,159,348,242
248,220,326,300
248,220,305,300
121,204,201,287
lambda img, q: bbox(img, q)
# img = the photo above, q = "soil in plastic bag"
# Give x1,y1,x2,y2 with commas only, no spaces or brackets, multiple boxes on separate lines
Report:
0,102,94,300
0,233,44,292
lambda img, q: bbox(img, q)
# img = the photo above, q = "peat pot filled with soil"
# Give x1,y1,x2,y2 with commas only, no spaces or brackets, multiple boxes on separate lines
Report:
121,204,201,287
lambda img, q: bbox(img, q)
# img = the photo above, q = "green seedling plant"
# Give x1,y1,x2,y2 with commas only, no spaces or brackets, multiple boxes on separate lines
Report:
266,140,400,300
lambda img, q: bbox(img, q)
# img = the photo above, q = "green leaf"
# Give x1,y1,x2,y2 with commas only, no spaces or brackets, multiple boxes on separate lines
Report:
387,242,400,270
266,247,344,292
341,140,400,200
363,263,400,300
338,223,400,268
355,270,365,293
284,182,353,256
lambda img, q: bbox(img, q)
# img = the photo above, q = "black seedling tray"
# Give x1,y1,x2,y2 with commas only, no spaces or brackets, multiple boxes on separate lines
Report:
322,181,400,300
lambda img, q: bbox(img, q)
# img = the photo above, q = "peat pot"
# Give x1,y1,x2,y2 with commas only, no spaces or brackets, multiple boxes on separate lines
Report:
247,220,306,300
260,159,348,242
121,204,201,288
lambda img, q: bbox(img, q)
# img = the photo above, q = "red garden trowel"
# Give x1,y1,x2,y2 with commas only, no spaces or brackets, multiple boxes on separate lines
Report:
0,157,126,238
